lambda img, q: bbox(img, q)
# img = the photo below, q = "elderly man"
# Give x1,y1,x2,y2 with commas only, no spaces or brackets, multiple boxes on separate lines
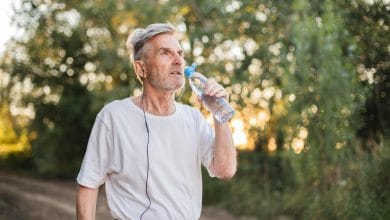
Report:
76,23,236,220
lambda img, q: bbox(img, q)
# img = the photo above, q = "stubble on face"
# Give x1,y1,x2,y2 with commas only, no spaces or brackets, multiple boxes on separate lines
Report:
142,34,185,92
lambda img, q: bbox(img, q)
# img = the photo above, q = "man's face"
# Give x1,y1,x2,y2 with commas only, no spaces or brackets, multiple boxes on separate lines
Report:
143,33,185,92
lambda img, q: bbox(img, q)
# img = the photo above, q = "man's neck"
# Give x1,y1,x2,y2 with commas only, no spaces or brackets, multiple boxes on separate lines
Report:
133,90,176,116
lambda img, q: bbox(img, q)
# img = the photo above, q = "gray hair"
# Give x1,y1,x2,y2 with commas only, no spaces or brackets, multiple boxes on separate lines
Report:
126,23,176,61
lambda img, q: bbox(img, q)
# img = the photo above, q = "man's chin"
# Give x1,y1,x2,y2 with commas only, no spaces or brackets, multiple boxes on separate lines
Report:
172,80,185,91
162,82,185,93
174,84,186,96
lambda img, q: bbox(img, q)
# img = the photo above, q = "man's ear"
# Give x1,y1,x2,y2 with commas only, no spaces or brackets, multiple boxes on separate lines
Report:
133,60,146,79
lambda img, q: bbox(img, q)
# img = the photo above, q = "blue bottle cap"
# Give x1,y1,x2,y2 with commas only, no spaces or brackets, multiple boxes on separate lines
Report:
184,63,197,77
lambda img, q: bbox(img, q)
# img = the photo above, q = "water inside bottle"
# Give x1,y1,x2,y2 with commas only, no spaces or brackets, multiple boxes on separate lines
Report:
188,76,205,97
188,74,234,123
200,95,235,123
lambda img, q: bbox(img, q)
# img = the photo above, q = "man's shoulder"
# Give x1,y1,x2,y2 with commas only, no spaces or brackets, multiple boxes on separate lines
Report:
176,102,199,113
176,102,204,120
97,97,137,118
100,98,126,112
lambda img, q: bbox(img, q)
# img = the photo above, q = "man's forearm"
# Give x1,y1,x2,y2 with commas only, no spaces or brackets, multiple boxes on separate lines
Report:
211,119,237,179
76,184,98,220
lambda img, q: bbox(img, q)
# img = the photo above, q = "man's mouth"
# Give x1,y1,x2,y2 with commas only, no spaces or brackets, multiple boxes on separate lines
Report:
170,71,182,75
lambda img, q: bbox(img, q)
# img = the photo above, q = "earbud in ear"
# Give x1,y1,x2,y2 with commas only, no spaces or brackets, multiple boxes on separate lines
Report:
133,60,147,81
141,67,146,78
140,71,146,78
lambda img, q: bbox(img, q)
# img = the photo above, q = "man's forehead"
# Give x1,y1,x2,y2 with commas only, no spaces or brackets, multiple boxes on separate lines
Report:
148,33,182,49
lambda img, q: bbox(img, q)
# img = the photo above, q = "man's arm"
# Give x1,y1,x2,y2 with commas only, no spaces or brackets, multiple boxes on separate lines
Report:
210,120,237,179
203,78,237,179
76,184,99,220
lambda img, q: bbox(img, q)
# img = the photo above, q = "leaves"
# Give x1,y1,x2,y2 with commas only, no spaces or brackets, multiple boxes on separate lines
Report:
0,0,388,218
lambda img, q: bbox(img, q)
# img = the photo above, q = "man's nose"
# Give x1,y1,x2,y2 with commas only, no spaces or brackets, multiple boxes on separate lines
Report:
173,53,183,66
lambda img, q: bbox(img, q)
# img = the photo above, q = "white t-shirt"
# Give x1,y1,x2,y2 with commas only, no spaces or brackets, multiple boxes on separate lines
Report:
77,97,215,220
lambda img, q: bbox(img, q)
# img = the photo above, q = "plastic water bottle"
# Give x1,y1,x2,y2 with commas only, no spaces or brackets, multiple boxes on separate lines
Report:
184,63,235,123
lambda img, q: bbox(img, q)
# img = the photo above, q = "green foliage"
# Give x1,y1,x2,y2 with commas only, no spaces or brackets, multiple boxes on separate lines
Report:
342,0,390,151
30,84,93,177
0,0,388,218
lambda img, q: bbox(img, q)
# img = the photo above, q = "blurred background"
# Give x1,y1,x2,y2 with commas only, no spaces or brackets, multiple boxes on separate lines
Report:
0,0,389,219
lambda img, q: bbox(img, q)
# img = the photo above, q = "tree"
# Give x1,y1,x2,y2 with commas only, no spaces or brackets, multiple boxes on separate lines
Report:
342,0,389,152
1,0,388,218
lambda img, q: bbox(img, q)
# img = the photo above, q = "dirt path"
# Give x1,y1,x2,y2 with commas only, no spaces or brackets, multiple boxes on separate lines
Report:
0,172,236,220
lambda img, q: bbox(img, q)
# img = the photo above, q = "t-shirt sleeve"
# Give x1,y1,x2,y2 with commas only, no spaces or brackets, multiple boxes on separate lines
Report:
76,113,113,189
197,111,216,177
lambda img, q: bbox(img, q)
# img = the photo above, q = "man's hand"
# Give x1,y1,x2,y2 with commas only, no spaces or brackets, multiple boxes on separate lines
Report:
203,78,229,101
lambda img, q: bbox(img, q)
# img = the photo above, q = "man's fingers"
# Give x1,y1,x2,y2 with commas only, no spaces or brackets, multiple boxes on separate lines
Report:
203,79,229,100
205,84,222,96
203,79,216,94
214,90,228,99
204,79,221,94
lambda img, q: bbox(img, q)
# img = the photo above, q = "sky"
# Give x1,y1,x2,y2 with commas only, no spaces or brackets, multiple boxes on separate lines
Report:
0,0,18,56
